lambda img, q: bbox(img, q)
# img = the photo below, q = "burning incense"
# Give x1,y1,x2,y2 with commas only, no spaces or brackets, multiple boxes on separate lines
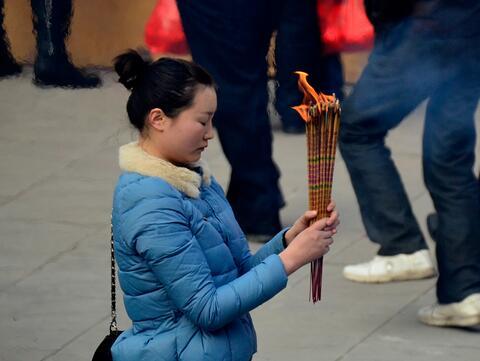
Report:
293,71,341,303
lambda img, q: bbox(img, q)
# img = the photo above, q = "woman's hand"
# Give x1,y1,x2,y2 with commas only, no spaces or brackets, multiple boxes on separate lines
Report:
279,217,337,275
284,200,339,246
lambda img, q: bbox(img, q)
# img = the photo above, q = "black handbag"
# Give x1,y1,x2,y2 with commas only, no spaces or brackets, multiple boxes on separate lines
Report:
92,222,123,361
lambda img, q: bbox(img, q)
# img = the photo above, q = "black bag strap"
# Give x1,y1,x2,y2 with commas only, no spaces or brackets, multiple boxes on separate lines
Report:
110,219,118,333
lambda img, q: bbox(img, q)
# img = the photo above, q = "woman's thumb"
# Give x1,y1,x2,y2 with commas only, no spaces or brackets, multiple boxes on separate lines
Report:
301,210,317,222
309,217,328,230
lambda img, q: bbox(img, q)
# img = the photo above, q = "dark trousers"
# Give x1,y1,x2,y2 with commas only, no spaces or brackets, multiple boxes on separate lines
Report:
177,0,290,234
339,19,480,303
274,0,344,130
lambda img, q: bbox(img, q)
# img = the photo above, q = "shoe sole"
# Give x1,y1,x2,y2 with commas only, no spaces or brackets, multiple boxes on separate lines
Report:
33,78,101,89
419,314,480,327
343,267,436,283
0,68,22,78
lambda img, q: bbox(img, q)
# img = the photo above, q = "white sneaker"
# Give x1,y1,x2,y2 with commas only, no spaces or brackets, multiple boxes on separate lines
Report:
418,293,480,327
343,249,436,283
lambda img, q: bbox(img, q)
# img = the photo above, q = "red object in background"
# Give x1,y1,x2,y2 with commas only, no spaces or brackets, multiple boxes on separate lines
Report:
144,0,189,55
318,0,374,54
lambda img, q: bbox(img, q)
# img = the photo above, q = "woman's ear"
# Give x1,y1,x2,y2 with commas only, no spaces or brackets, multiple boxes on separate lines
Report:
147,108,168,131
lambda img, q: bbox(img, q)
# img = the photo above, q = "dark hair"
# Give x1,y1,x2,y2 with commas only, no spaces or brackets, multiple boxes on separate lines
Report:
113,50,215,132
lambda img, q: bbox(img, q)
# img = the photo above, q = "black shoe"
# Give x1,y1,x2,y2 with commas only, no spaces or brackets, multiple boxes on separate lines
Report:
0,57,22,78
426,213,438,242
31,0,101,88
33,57,101,88
0,0,22,78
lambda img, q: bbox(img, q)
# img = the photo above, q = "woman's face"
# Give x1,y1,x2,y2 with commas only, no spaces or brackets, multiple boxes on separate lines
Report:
160,85,217,165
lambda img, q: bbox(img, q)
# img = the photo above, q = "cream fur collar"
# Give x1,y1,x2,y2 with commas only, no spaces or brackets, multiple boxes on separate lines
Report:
118,141,211,198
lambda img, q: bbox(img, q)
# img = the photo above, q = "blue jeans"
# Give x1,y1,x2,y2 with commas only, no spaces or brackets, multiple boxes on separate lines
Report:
339,20,480,303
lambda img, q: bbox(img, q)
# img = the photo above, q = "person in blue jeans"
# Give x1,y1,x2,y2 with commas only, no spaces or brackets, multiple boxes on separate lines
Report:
340,0,480,327
177,0,338,239
110,50,339,360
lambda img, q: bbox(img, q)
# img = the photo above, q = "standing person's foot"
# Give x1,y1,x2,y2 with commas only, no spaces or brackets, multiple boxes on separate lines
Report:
343,249,436,283
33,57,101,88
0,0,22,78
0,34,22,77
0,57,22,78
30,0,101,89
418,293,480,327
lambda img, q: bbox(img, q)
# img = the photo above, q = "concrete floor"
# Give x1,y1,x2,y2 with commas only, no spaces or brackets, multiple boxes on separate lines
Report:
0,68,479,361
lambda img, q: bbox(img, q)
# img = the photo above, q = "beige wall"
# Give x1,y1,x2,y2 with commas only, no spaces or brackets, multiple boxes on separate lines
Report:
4,0,157,67
3,0,368,81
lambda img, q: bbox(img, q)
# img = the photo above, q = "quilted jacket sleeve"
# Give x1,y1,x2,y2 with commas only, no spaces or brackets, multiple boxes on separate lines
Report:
120,191,288,332
209,177,288,274
240,229,288,272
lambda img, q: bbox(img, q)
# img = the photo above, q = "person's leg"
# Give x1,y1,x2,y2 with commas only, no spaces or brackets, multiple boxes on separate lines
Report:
0,0,22,77
177,0,284,236
422,53,480,305
315,53,344,100
30,0,100,88
340,23,434,256
275,0,344,133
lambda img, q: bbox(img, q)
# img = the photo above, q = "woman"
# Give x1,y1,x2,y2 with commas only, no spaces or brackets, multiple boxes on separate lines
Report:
111,50,339,361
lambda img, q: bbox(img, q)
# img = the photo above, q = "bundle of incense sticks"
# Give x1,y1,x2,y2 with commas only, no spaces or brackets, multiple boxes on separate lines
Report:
293,71,341,303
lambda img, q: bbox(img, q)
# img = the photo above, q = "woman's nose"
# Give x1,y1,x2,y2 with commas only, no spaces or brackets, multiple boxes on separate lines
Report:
204,121,214,140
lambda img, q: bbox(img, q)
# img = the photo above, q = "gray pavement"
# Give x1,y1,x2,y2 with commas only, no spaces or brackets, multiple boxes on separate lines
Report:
1,69,479,361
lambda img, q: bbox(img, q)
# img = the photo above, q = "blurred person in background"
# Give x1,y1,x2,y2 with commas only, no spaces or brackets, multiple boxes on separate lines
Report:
0,0,100,88
177,0,334,241
273,0,344,134
340,0,480,327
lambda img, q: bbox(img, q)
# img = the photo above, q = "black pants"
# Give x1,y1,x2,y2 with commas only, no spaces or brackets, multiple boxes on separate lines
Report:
177,0,306,234
275,0,343,130
339,18,480,303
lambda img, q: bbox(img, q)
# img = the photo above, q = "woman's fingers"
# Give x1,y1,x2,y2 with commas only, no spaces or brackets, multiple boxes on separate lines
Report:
301,210,317,223
298,206,338,229
325,220,340,231
326,236,334,246
318,230,334,239
293,210,318,229
326,211,339,226
310,214,339,231
326,200,336,212
310,217,329,230
323,226,337,234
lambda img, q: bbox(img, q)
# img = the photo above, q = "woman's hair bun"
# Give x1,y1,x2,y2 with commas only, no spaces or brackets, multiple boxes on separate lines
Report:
114,49,149,90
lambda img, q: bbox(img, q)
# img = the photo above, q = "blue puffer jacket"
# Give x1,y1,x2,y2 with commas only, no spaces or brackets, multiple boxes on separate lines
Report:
111,142,288,361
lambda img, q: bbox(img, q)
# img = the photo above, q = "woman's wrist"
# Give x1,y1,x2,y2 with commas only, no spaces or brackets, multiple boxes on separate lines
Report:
279,250,297,276
284,228,294,246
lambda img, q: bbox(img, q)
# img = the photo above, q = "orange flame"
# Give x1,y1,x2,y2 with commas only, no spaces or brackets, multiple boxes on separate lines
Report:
292,71,337,122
